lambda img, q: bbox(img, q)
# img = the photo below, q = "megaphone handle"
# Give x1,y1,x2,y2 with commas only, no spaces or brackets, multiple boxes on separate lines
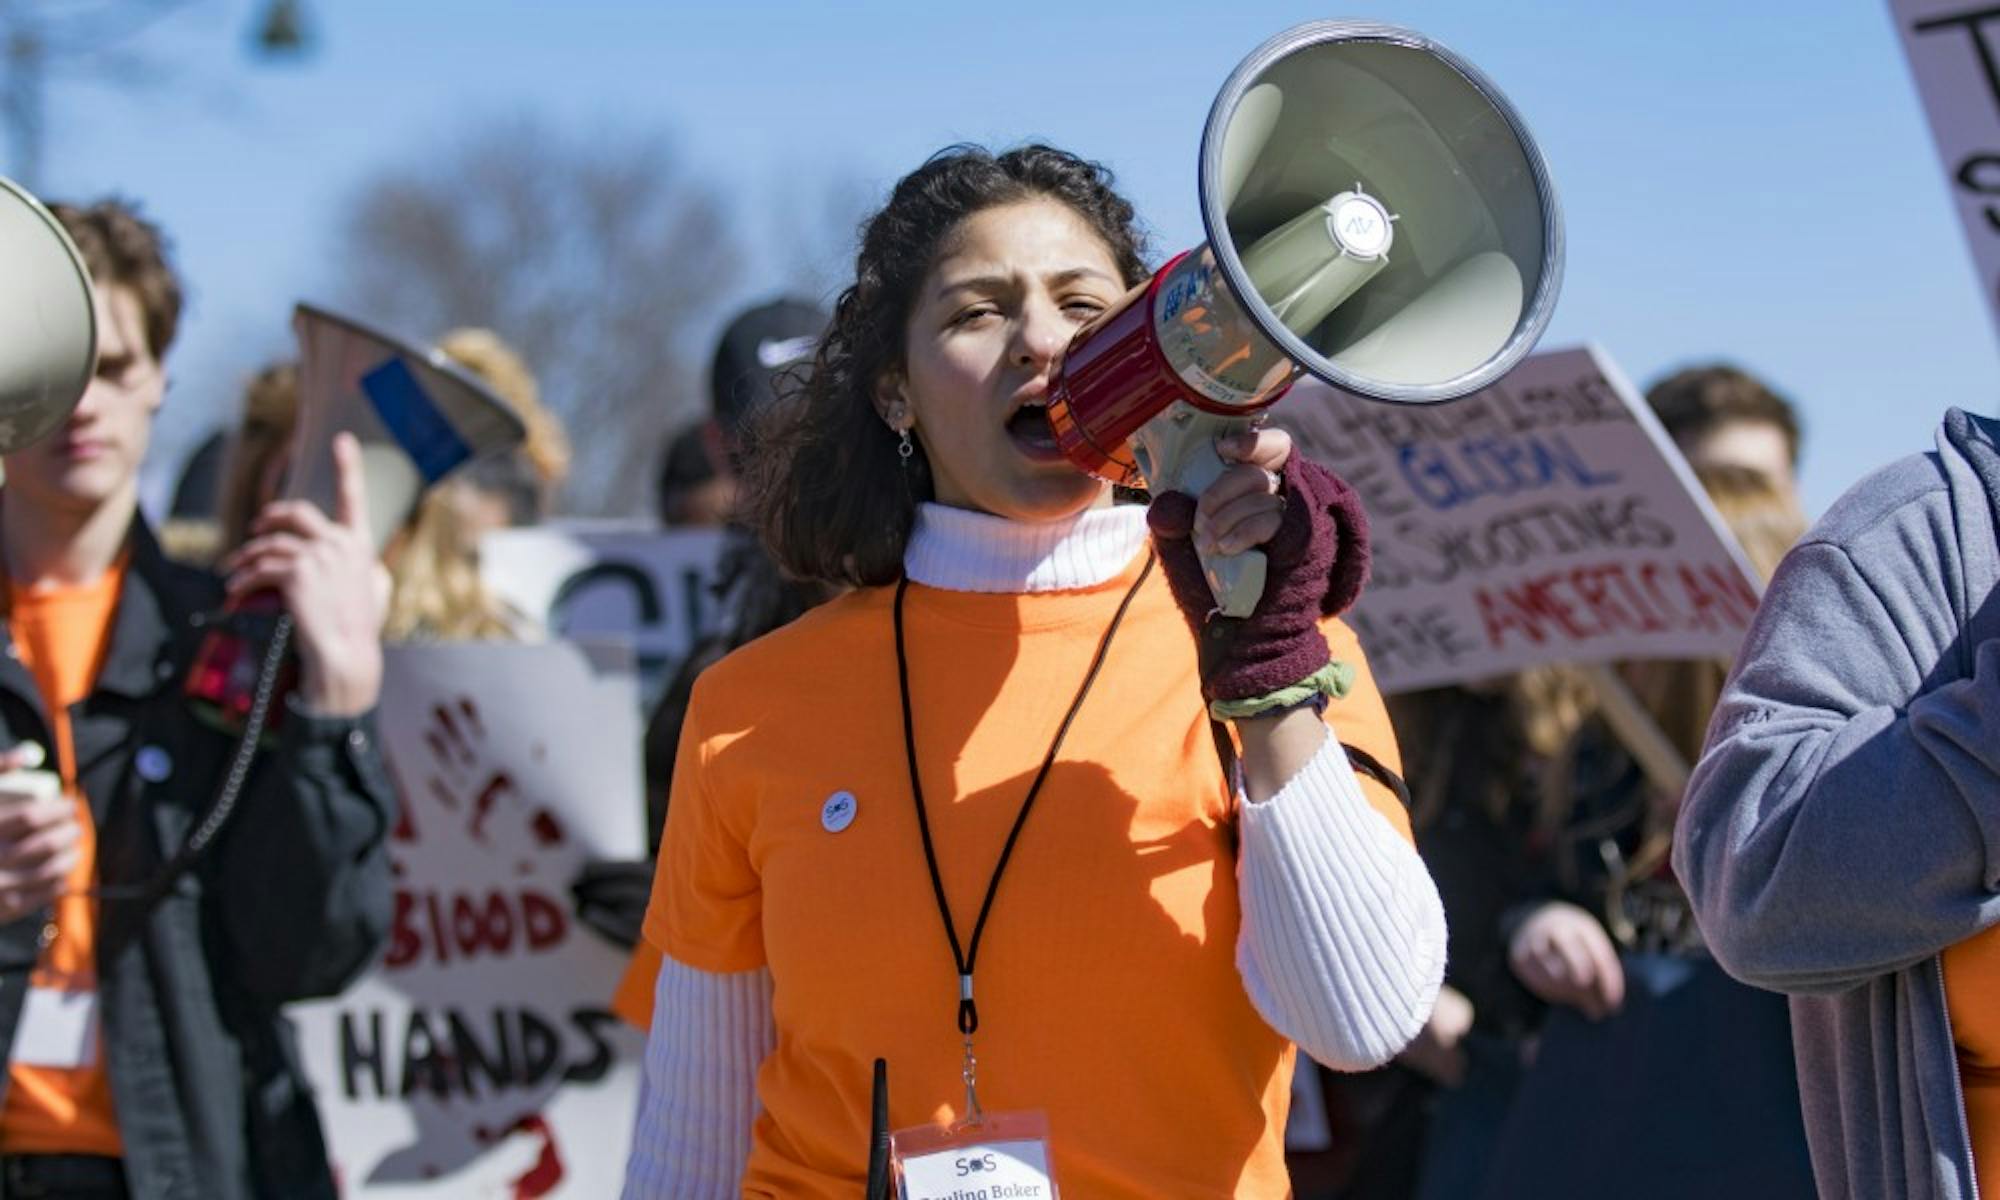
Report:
1133,406,1269,618
1203,538,1268,620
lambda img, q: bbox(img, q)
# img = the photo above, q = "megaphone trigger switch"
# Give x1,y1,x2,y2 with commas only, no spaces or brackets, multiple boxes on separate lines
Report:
1131,441,1154,482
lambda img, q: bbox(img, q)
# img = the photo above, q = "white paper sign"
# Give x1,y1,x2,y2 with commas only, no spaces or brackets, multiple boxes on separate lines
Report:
290,641,647,1198
481,521,728,704
1891,0,2000,342
1273,346,1762,694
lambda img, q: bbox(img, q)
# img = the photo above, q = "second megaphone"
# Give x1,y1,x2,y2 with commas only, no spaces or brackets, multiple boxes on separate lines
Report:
0,177,97,454
1048,21,1563,616
184,305,527,730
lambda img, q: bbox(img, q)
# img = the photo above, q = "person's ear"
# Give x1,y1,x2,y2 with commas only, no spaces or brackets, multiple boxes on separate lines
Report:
873,371,912,432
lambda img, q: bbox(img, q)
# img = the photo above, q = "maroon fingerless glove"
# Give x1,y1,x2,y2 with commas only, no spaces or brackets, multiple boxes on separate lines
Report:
1146,454,1371,704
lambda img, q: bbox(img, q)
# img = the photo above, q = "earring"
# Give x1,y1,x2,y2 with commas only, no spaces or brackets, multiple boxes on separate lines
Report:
897,427,914,462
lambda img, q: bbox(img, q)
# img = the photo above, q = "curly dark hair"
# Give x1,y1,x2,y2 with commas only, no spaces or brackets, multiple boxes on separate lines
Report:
742,143,1152,588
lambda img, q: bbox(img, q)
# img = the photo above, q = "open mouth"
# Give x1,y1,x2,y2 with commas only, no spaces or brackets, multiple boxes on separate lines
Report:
1005,404,1064,463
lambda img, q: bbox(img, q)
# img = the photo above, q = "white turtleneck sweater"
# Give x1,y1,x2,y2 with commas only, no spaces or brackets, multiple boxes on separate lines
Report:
623,503,1447,1199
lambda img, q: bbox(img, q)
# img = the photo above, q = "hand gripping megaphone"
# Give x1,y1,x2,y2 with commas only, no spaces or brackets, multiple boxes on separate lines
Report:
1049,22,1563,616
185,303,527,729
0,176,97,454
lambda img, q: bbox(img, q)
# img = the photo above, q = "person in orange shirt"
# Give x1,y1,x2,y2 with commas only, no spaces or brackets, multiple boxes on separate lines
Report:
0,199,395,1199
621,145,1446,1198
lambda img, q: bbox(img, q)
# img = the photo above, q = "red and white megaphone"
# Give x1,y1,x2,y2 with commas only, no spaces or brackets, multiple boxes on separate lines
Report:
0,176,97,454
1049,22,1563,616
185,303,527,729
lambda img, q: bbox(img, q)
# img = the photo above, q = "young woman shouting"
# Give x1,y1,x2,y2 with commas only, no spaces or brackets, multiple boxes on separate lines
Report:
623,144,1445,1199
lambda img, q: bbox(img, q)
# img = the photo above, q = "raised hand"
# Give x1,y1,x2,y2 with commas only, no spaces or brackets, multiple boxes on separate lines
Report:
222,432,390,717
1508,900,1627,1021
1147,427,1371,706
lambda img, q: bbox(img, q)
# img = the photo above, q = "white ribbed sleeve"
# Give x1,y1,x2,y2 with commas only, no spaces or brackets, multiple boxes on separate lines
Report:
621,955,775,1200
1235,730,1447,1071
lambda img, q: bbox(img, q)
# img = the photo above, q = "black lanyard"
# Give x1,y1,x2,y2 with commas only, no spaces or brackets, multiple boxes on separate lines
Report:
893,552,1155,1040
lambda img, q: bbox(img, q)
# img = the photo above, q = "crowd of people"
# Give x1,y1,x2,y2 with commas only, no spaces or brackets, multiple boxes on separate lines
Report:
2,136,1993,1200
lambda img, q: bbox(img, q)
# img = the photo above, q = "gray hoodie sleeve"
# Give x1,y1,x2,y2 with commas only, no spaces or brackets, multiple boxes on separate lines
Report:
1676,524,2000,997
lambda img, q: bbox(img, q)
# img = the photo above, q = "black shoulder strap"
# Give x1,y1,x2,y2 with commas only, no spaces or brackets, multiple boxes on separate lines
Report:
1343,742,1414,812
1206,718,1413,814
1208,719,1240,795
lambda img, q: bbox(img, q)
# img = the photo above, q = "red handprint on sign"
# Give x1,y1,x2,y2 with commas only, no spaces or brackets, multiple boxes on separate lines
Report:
346,647,645,1197
472,1114,565,1199
409,696,566,851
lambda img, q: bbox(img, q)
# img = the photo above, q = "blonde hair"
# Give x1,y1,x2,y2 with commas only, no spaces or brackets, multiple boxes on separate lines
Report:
383,482,518,641
1392,666,1596,833
1622,463,1806,766
1581,463,1809,922
1511,665,1600,833
1698,462,1806,584
384,328,567,642
436,327,570,497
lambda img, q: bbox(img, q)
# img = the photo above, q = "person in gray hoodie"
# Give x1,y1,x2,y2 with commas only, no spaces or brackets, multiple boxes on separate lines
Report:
1677,407,2000,1199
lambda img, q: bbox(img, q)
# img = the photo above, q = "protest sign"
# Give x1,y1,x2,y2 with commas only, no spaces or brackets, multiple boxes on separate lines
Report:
1890,0,2000,343
291,640,647,1197
481,521,728,704
1274,345,1762,694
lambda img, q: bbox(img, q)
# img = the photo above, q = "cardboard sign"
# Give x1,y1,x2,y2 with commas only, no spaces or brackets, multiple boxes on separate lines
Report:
1273,346,1762,694
290,641,647,1198
1890,0,2000,342
480,522,728,706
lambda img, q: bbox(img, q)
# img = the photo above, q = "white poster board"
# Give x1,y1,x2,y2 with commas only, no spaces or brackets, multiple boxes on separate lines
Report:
1891,0,2000,342
481,522,728,705
290,641,647,1198
1273,345,1762,694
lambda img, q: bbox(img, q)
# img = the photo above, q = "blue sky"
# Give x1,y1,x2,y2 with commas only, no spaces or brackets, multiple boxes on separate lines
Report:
22,0,1992,516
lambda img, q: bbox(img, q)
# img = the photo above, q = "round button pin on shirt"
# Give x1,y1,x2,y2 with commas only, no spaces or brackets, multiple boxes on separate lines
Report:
821,791,857,834
136,745,173,783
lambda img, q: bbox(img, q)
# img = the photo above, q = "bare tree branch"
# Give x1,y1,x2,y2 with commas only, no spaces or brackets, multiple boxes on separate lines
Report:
768,170,874,305
334,116,744,515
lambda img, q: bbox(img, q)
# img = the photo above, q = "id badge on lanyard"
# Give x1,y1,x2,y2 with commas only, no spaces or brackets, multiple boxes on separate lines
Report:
883,563,1148,1200
891,1110,1057,1200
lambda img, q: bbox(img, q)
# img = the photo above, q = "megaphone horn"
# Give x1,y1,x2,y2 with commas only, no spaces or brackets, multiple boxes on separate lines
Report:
0,177,97,455
1050,21,1564,616
284,303,529,552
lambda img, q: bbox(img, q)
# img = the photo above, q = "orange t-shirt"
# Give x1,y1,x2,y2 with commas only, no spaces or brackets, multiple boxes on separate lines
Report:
1946,928,2000,1186
0,564,125,1156
643,556,1408,1198
612,939,663,1030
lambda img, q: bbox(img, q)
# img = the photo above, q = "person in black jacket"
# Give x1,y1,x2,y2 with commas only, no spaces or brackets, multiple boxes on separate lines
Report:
0,198,395,1199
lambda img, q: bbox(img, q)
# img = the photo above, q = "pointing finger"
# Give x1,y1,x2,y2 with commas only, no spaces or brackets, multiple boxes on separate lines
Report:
332,432,375,542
